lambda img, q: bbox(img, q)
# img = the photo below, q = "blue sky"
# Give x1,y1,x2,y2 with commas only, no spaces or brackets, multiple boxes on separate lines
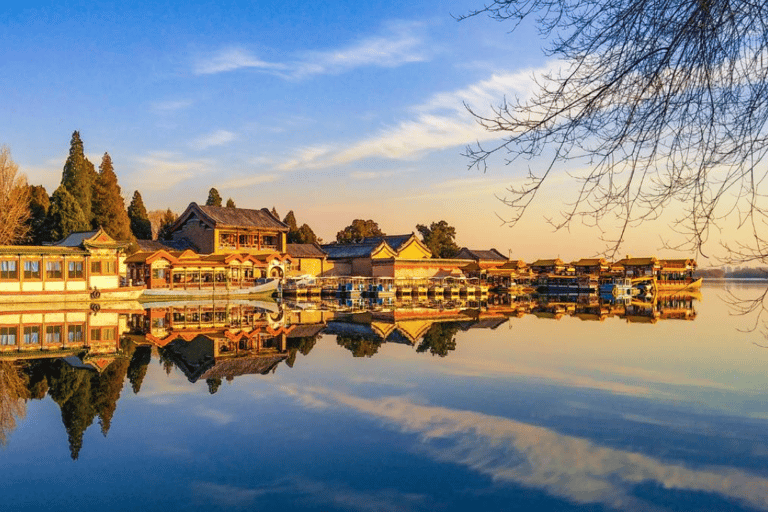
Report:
1,1,726,260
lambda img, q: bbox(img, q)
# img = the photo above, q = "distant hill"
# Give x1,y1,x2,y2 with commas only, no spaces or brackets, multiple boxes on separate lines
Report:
695,267,768,279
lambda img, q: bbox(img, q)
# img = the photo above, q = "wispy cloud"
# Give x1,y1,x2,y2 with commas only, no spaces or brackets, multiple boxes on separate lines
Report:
218,173,278,189
194,47,287,75
131,151,214,191
194,21,429,79
349,168,415,180
193,129,236,149
151,99,193,112
283,387,768,511
275,66,551,171
194,478,427,512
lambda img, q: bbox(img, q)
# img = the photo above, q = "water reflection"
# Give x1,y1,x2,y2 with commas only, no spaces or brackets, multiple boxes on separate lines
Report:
5,288,764,512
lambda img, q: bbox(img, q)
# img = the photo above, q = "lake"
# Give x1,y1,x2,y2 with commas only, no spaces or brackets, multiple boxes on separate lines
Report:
1,282,767,511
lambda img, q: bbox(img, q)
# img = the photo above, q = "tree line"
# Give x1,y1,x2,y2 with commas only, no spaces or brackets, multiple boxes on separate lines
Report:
1,132,465,258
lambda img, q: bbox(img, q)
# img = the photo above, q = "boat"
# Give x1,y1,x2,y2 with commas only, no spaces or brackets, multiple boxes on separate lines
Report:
140,278,279,300
655,277,703,292
536,274,597,294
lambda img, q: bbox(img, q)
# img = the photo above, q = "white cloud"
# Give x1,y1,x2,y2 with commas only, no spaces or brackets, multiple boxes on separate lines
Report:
218,173,278,189
193,129,236,149
274,65,553,171
194,47,287,75
151,99,193,112
131,151,214,191
193,22,429,79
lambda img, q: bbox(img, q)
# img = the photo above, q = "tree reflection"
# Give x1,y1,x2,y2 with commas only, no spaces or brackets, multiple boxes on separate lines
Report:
416,322,462,357
0,361,29,446
27,357,130,459
336,333,382,358
127,346,152,394
285,335,319,368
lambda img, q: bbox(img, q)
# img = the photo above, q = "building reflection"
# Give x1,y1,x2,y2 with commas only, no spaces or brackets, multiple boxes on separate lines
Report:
0,291,699,458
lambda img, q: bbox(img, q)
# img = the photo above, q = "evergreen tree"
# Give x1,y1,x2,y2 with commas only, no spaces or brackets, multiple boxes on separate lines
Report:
205,188,222,207
294,224,317,244
127,191,152,240
60,131,96,224
225,198,236,208
416,220,459,258
336,219,384,243
26,185,49,244
46,185,89,242
283,210,298,232
156,209,178,240
92,153,133,241
270,206,279,219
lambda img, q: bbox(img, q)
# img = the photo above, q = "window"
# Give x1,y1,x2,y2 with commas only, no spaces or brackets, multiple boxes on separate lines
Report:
45,325,62,343
104,260,115,274
262,235,276,247
0,327,17,346
91,261,102,274
152,268,166,280
46,261,63,279
68,324,84,343
68,261,84,279
102,328,115,341
24,260,41,279
23,326,40,345
90,328,101,341
0,260,18,279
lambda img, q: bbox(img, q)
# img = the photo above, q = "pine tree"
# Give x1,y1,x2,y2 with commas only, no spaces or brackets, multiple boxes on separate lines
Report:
26,185,49,244
226,198,236,208
60,131,96,224
270,207,280,219
46,185,89,242
127,191,152,240
205,188,222,207
283,211,298,232
92,153,133,241
295,223,317,244
157,209,178,240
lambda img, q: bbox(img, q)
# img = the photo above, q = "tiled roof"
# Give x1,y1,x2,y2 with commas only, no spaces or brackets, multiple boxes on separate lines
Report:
285,243,327,258
614,257,658,266
54,230,99,247
531,258,565,266
321,243,381,259
136,239,175,252
361,234,414,251
197,204,288,230
572,258,608,266
456,248,508,261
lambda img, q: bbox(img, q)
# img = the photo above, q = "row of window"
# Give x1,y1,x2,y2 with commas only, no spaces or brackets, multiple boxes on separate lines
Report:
0,259,116,280
218,233,278,248
0,260,85,280
0,325,115,346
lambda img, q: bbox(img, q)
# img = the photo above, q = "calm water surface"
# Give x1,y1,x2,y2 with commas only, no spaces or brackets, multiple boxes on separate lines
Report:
1,282,767,511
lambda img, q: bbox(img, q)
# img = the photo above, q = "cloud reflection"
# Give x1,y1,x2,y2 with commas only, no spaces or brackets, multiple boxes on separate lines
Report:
284,387,768,511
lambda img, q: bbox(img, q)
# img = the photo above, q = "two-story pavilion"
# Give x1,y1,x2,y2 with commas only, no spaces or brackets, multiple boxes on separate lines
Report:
571,258,610,275
168,203,289,255
530,258,566,275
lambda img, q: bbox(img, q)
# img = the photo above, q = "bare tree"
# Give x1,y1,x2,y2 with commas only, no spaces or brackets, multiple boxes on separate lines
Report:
0,145,30,244
460,0,768,258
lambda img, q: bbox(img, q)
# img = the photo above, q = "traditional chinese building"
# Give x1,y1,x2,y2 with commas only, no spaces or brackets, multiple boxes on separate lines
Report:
571,258,610,275
454,248,508,269
529,258,566,275
167,203,289,254
285,243,328,277
0,228,134,302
